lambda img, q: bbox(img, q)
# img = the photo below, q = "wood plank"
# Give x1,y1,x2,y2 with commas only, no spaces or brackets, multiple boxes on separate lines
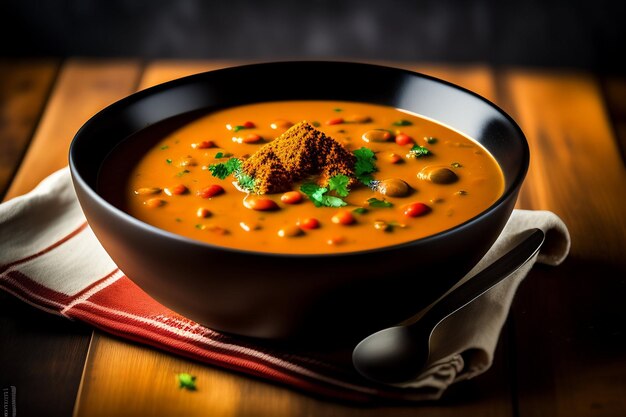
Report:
76,332,513,417
0,293,92,417
0,59,142,417
75,62,514,417
3,59,142,200
0,60,58,199
504,70,626,263
139,59,244,89
500,70,626,417
400,63,497,103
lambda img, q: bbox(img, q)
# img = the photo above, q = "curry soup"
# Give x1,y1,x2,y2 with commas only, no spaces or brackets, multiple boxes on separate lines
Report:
103,101,504,254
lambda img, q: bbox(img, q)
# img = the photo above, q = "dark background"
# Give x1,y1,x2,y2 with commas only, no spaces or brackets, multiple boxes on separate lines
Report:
1,0,625,73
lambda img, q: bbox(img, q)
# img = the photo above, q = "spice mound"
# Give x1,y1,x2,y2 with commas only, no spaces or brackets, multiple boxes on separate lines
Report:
241,121,356,194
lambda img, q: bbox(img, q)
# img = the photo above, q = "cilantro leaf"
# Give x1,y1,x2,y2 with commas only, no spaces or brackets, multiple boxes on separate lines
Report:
208,158,241,179
176,373,197,391
357,173,374,185
328,174,350,197
311,186,329,207
367,197,393,208
236,172,256,192
392,119,413,126
300,183,347,207
408,145,431,158
209,157,257,192
353,207,368,214
300,182,321,196
208,163,230,179
353,147,378,185
322,195,347,207
300,183,326,207
353,147,375,164
226,158,241,172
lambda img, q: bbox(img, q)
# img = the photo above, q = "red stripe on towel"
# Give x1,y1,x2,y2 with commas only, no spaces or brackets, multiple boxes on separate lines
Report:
0,222,88,274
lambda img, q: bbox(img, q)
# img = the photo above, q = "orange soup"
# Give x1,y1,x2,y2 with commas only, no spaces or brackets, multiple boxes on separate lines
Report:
112,101,504,254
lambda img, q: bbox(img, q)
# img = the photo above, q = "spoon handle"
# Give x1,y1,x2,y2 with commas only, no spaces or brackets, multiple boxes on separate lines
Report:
417,228,545,333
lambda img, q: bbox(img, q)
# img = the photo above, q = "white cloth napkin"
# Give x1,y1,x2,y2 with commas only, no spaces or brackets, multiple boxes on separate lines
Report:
0,168,570,402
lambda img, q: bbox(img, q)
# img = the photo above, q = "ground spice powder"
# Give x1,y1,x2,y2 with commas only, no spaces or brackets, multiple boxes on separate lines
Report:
242,121,356,194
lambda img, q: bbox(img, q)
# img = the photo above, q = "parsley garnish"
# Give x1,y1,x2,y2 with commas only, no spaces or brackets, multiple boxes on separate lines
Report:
176,373,197,391
237,173,256,192
353,207,368,215
301,183,326,205
300,176,349,208
176,169,190,177
160,145,169,150
208,158,241,179
166,158,172,164
328,174,350,197
367,197,393,208
407,145,432,158
215,152,224,159
425,137,438,144
208,158,256,192
392,119,412,126
353,147,377,185
333,108,343,112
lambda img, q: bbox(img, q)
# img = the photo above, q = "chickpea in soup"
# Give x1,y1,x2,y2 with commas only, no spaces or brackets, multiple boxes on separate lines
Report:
115,101,504,254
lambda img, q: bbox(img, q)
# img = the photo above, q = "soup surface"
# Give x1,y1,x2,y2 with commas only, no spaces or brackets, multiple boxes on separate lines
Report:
108,101,504,254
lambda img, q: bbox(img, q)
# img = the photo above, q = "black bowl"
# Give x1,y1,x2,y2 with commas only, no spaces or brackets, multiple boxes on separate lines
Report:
69,62,528,343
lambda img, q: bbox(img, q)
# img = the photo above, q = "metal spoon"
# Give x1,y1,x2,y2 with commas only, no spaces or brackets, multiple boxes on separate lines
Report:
352,228,545,384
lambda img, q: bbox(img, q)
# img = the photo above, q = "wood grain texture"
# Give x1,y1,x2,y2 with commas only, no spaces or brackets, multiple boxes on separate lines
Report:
74,61,514,417
75,332,513,417
503,70,626,263
3,59,142,201
0,59,143,417
500,70,626,416
0,293,92,417
139,60,245,89
0,60,57,199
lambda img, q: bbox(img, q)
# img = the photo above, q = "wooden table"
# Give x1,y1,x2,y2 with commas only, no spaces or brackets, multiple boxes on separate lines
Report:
1,60,625,417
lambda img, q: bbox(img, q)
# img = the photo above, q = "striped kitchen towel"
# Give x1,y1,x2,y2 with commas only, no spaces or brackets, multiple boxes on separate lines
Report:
0,168,570,402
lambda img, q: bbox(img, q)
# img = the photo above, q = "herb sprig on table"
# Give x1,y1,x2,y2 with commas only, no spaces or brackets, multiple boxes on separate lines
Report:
176,373,197,391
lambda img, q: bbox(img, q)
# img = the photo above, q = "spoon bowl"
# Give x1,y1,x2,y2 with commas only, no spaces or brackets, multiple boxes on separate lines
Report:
352,228,545,383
